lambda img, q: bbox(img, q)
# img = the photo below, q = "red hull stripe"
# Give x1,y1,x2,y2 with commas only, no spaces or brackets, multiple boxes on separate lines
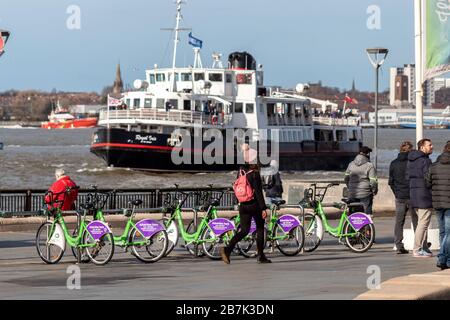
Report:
91,143,353,156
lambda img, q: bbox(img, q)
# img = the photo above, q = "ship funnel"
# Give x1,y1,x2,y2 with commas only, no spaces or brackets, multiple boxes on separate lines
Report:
228,52,256,70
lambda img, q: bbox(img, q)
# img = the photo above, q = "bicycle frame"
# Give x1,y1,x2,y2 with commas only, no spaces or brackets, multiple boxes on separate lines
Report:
312,201,358,238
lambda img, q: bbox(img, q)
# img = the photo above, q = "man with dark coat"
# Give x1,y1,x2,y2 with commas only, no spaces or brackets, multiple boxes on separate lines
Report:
426,141,450,270
389,141,418,254
407,138,434,258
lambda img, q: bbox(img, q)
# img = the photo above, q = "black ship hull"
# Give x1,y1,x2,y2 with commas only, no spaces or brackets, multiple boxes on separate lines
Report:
91,127,360,172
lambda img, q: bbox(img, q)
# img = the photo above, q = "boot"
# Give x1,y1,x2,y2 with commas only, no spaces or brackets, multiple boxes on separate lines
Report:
220,247,231,264
257,252,272,264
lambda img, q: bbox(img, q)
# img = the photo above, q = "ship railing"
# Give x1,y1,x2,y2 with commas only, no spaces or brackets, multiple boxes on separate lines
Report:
313,116,360,126
267,115,313,126
99,109,231,126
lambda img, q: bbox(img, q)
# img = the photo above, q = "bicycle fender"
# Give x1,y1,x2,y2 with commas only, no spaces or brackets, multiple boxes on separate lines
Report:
48,224,66,251
348,213,373,231
86,221,113,242
208,218,235,236
135,219,165,239
277,214,301,233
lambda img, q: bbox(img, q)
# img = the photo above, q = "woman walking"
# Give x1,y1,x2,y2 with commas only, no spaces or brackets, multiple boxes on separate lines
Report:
220,146,271,264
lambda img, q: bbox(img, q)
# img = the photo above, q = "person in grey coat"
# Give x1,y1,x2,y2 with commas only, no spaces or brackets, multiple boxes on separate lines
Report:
344,146,378,216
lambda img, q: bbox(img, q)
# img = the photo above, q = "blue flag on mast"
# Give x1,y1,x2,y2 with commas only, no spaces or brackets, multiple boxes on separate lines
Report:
188,32,203,49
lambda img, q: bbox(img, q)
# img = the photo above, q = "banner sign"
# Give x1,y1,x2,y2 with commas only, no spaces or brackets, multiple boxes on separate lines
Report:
423,0,450,79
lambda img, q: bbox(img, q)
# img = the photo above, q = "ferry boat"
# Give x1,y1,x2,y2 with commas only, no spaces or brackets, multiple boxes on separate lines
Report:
41,103,98,129
90,1,362,171
398,107,450,129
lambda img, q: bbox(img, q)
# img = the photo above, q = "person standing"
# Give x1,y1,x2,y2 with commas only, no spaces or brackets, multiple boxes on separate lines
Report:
389,141,418,254
407,138,434,258
425,141,450,269
262,160,283,205
221,146,271,264
344,146,378,217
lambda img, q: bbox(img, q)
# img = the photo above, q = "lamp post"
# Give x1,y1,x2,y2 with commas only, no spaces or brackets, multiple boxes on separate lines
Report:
366,47,388,172
0,30,10,57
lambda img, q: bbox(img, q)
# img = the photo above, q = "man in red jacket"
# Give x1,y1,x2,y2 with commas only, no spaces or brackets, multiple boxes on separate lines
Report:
45,168,78,211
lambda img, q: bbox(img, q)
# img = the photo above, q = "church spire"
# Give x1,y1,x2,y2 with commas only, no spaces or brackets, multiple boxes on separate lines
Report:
113,63,123,94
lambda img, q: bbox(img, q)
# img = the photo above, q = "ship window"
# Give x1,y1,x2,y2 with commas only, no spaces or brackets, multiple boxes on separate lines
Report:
236,73,252,85
195,100,202,111
149,74,156,84
169,99,178,109
181,73,192,81
234,102,243,113
226,74,232,83
156,73,166,82
126,99,131,107
194,73,204,81
157,98,165,109
209,73,223,82
245,103,254,114
183,100,191,111
144,98,152,108
133,99,140,108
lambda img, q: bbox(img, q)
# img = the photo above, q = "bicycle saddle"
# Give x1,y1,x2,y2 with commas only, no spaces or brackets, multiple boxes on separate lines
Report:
271,199,286,206
130,199,143,206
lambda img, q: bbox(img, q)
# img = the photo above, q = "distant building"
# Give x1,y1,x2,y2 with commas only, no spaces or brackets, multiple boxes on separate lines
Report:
389,64,415,107
368,108,447,126
390,64,450,107
113,63,124,94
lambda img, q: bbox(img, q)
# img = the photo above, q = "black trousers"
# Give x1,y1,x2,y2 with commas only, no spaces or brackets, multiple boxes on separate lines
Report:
227,200,266,256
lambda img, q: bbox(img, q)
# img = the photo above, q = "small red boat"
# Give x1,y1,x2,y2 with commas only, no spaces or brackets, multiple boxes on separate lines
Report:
41,105,98,129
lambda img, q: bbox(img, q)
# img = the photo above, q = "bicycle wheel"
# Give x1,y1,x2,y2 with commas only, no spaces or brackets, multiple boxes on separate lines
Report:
185,219,205,257
343,222,375,253
201,227,234,260
35,222,65,264
130,227,168,263
300,213,323,252
161,217,178,257
82,229,115,265
274,223,304,256
71,227,90,263
235,222,259,258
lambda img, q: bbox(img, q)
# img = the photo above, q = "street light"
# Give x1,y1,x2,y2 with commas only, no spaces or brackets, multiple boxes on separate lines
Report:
0,30,10,57
366,47,388,172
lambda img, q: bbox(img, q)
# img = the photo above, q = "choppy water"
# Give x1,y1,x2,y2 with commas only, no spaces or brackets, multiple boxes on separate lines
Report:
0,127,448,189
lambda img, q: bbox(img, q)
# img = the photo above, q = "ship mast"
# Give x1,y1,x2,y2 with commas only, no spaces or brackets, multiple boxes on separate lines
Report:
162,0,191,92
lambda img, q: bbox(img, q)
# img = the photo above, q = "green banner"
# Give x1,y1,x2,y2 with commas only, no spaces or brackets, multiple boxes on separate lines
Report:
424,0,450,79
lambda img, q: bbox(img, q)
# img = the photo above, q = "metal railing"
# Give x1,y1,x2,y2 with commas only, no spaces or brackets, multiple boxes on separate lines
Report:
312,116,360,126
98,109,232,126
0,187,238,217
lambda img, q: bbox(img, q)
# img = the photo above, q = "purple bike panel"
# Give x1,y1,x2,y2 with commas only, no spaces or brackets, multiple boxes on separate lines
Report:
86,221,112,241
208,218,235,236
348,213,373,231
277,214,301,233
135,219,165,239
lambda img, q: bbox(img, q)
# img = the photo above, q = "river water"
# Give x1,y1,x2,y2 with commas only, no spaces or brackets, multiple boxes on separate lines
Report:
0,127,448,189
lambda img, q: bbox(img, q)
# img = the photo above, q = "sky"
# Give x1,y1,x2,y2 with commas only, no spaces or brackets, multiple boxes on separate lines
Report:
0,0,418,93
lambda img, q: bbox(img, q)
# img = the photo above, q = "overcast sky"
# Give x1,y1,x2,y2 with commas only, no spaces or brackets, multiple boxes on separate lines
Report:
0,0,419,93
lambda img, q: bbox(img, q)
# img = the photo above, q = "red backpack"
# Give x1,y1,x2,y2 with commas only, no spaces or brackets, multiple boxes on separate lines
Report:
233,170,254,203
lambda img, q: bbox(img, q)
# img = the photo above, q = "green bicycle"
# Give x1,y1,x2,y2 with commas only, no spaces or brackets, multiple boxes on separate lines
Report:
299,183,375,253
35,188,115,265
81,187,169,263
235,199,305,257
162,186,235,260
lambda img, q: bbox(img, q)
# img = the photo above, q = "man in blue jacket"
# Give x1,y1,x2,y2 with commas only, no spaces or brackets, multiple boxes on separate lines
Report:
407,138,434,258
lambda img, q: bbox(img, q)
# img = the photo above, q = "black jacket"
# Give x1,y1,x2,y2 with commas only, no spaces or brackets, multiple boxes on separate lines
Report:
263,172,283,198
388,152,410,200
425,152,450,209
407,150,432,209
237,165,267,211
